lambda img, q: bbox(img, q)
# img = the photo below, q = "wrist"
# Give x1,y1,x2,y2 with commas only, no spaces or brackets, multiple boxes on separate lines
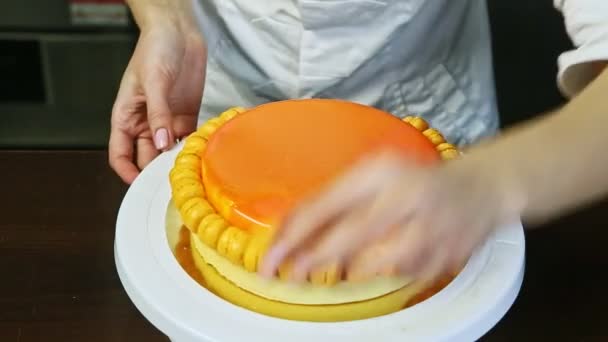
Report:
127,0,199,34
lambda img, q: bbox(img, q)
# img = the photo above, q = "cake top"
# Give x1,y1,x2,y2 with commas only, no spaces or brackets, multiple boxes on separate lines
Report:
202,99,439,231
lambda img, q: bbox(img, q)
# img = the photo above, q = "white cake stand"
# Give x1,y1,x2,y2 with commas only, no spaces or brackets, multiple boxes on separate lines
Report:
115,143,525,342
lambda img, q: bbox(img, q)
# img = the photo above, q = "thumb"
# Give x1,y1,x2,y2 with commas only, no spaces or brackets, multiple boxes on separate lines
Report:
143,73,174,151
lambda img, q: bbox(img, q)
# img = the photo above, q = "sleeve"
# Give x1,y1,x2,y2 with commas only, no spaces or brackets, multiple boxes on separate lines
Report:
554,0,608,98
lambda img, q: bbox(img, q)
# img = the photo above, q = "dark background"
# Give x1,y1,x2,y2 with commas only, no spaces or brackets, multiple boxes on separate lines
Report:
488,0,573,127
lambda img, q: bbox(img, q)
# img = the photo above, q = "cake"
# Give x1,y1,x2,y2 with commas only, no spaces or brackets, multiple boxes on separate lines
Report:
168,99,460,322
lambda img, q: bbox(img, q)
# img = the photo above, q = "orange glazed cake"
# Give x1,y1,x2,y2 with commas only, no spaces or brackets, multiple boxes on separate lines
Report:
168,99,460,322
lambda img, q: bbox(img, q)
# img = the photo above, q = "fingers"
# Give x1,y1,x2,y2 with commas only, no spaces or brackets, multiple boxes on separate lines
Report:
136,136,160,171
165,58,204,140
354,220,468,284
289,207,367,282
254,149,499,286
411,246,450,285
259,153,406,278
355,222,429,278
109,73,141,184
259,165,376,277
345,227,405,282
173,113,199,140
142,72,175,151
109,129,139,184
288,182,419,281
348,219,449,283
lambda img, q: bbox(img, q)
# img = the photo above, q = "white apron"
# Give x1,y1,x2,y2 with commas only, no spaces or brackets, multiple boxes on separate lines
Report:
196,0,499,147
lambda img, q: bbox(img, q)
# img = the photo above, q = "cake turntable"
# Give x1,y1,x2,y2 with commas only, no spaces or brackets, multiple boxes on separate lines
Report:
114,100,525,342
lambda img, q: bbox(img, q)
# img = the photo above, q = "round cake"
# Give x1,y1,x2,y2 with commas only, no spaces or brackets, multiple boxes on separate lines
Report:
168,99,460,322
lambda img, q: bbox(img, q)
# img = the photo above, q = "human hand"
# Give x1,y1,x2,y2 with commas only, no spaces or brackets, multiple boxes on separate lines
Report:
109,18,206,184
259,151,525,284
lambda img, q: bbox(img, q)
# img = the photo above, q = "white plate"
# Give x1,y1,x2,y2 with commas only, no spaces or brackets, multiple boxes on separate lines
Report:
115,142,525,342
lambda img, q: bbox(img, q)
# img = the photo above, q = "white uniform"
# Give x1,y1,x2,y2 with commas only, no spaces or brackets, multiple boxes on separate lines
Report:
555,0,608,97
195,0,608,147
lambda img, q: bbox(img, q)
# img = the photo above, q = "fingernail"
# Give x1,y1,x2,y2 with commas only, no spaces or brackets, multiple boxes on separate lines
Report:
154,128,169,150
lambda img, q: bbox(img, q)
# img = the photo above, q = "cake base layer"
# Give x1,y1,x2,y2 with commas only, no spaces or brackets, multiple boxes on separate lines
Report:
190,232,429,322
175,224,457,323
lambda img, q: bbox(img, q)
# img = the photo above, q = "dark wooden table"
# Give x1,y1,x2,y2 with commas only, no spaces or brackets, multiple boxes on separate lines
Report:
1,150,606,341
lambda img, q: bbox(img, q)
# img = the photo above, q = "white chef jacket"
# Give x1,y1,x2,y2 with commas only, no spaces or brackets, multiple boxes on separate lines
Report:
555,0,608,97
195,0,608,147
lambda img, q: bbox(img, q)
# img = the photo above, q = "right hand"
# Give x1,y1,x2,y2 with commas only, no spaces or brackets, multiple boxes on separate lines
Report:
109,18,207,184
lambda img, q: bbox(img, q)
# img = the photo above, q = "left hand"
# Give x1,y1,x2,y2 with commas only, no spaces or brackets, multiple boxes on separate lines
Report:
109,22,206,184
259,151,524,284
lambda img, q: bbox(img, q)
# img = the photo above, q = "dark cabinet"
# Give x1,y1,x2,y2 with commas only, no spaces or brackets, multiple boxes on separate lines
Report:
0,0,136,148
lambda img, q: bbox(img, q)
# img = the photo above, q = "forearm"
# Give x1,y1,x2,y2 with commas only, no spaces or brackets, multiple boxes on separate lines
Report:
463,66,608,224
126,0,198,31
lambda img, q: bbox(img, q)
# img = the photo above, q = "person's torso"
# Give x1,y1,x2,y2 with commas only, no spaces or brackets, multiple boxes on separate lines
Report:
197,0,499,146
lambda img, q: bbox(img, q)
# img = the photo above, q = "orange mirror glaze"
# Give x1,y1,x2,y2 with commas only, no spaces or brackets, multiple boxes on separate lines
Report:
202,99,440,231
